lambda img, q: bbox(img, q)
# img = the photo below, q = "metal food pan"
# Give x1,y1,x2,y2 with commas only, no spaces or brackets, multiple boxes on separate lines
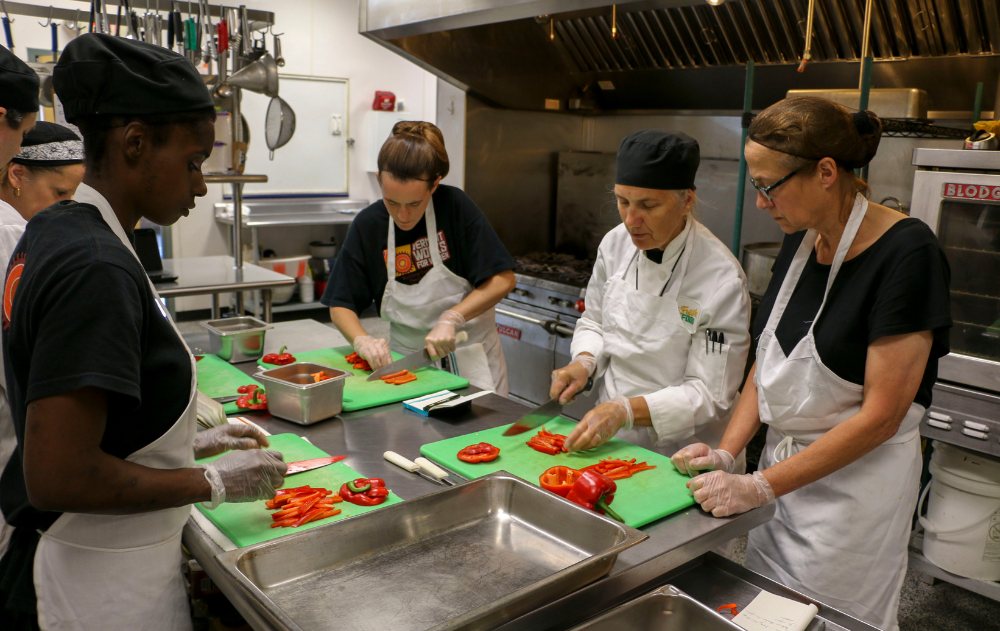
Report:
215,472,647,631
201,316,272,363
568,585,743,630
256,362,351,425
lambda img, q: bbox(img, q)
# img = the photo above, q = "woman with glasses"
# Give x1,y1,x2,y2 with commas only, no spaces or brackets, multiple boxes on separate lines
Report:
550,130,751,460
672,96,951,631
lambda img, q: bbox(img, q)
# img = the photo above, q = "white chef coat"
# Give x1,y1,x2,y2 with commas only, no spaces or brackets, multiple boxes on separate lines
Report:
571,219,751,450
0,198,26,558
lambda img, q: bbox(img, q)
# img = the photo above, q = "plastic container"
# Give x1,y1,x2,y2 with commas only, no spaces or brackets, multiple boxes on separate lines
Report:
297,276,315,303
919,440,1000,580
258,255,310,304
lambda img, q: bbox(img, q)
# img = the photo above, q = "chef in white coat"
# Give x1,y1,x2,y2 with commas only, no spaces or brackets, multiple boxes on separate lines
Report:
0,35,287,631
324,121,516,395
551,130,751,458
673,97,951,631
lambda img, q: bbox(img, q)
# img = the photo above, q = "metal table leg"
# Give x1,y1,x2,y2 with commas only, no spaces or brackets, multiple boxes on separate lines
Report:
211,294,221,319
262,288,273,323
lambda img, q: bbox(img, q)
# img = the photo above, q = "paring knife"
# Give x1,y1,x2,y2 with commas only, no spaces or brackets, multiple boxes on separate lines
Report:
285,455,347,476
212,395,242,404
384,451,445,486
502,377,594,436
366,331,469,381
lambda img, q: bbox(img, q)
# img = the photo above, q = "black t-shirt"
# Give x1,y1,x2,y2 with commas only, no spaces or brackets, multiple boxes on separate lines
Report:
1,202,191,531
753,219,952,408
321,185,515,315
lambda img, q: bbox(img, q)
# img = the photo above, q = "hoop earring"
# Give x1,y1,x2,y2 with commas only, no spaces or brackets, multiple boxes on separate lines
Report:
13,187,20,198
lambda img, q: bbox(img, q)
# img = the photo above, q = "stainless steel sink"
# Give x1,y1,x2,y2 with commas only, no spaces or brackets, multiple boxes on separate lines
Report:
215,472,647,631
568,585,743,630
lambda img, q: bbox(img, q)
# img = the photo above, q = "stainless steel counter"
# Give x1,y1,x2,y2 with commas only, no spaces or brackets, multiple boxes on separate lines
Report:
183,319,774,631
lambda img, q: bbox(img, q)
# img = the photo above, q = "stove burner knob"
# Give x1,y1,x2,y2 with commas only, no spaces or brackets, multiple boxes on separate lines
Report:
575,300,586,313
512,288,531,298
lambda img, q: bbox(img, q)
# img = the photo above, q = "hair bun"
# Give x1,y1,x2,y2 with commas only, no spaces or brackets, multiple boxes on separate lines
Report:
853,110,878,136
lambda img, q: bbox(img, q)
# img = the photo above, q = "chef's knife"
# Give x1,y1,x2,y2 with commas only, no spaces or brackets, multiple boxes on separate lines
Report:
284,455,347,476
366,331,468,381
502,378,594,436
212,395,241,404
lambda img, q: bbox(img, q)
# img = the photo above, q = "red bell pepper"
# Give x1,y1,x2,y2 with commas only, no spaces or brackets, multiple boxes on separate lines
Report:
236,388,268,410
565,470,624,522
263,346,296,365
339,478,388,506
539,466,581,498
457,443,500,463
526,427,567,455
237,384,259,394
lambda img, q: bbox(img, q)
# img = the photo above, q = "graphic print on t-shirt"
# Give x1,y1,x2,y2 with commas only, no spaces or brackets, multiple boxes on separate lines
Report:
2,252,25,330
383,229,451,285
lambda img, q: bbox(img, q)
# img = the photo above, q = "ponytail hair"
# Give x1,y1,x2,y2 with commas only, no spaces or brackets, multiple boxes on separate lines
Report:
377,121,449,186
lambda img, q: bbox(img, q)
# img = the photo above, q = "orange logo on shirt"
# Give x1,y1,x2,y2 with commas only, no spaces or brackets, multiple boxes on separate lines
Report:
3,253,25,331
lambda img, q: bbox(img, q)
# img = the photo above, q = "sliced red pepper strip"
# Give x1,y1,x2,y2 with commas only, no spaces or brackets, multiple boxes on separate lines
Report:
717,604,739,615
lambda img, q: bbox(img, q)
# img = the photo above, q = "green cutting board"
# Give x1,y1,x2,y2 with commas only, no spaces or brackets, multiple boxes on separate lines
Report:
420,417,695,529
195,434,402,547
258,345,470,411
195,354,262,415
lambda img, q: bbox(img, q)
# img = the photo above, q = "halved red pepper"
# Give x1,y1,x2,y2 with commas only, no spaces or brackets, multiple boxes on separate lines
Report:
262,346,296,365
539,466,581,498
457,443,500,463
236,388,268,410
339,478,388,506
237,384,259,394
565,470,623,522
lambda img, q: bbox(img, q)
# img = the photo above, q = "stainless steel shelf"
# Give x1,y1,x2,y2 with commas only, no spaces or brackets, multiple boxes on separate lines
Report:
271,300,327,314
204,173,269,184
909,532,1000,602
214,198,368,227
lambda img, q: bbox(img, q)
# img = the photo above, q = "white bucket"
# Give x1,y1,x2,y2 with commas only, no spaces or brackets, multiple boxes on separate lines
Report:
919,441,1000,580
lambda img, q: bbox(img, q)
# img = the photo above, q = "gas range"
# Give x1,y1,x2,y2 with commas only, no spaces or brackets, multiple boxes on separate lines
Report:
510,253,592,318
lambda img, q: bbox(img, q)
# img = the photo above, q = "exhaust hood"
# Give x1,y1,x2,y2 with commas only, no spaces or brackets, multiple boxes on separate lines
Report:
361,0,1000,113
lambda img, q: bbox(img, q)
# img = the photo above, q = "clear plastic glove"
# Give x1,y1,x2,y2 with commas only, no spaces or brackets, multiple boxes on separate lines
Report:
353,335,392,370
193,424,271,459
550,354,597,405
687,470,775,517
198,449,288,508
670,443,736,476
425,310,465,359
564,397,634,452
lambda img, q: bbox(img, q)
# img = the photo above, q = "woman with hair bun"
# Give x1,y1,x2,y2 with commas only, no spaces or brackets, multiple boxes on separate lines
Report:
322,121,516,394
671,96,951,631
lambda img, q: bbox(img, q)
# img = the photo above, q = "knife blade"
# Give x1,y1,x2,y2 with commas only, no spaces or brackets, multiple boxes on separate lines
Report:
212,395,242,404
366,331,469,381
502,377,594,436
284,455,347,476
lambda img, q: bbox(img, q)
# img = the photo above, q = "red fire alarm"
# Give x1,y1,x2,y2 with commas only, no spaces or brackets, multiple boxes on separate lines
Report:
373,91,396,111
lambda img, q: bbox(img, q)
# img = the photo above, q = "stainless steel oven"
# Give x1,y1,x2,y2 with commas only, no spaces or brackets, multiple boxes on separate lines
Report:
910,148,1000,456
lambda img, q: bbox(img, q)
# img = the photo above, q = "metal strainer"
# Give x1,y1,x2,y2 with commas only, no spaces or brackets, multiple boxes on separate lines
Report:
265,96,296,160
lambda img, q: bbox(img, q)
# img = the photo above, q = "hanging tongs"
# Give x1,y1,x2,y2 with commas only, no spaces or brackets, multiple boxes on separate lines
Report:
200,0,216,64
39,6,59,56
269,25,284,67
1,0,14,50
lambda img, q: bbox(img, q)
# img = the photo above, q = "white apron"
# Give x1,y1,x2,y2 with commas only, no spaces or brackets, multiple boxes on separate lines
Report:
380,198,508,396
33,187,197,631
745,194,923,631
600,221,741,461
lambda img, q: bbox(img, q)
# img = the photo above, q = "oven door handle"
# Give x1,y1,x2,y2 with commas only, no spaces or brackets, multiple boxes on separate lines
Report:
496,308,576,337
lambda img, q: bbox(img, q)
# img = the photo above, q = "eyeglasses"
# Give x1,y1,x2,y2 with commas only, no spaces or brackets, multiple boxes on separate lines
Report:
749,168,800,203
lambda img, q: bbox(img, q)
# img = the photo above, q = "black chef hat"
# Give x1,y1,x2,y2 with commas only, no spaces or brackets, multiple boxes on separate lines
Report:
616,130,700,190
11,122,84,166
53,34,214,122
0,46,40,113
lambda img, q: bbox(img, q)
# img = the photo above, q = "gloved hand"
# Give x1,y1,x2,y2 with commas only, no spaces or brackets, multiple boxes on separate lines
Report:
425,310,465,359
670,443,736,476
687,470,775,517
550,354,597,404
193,424,271,459
353,335,392,370
563,397,634,452
198,449,287,508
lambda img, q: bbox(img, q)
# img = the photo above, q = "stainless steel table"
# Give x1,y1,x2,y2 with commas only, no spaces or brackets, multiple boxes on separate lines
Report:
153,255,297,322
182,319,774,631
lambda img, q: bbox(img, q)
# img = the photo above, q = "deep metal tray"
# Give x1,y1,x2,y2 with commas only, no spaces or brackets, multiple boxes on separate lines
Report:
215,472,647,631
568,585,743,631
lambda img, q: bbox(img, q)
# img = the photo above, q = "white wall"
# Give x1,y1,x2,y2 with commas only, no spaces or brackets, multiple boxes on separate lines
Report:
5,0,444,312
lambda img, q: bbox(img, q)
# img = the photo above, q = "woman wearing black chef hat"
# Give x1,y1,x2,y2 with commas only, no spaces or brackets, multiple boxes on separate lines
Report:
0,35,286,631
0,47,39,166
551,130,752,464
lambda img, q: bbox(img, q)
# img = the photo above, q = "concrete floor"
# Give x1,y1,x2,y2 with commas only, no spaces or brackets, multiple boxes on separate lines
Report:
186,310,1000,630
